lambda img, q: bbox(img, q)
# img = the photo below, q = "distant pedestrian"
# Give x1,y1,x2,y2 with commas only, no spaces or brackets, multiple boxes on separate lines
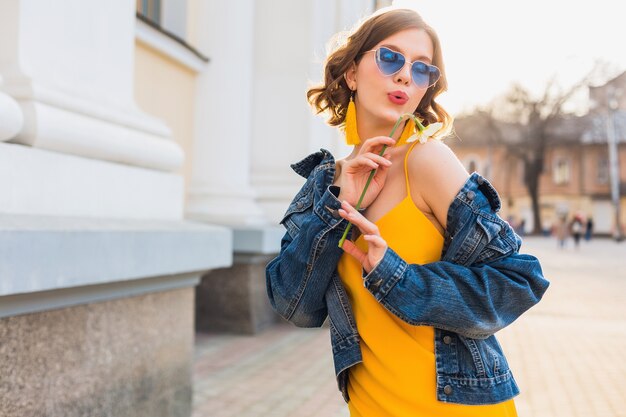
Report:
517,219,526,236
554,215,569,248
585,215,594,241
570,216,583,249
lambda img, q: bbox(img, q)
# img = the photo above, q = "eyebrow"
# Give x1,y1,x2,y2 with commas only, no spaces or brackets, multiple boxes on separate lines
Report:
380,44,432,63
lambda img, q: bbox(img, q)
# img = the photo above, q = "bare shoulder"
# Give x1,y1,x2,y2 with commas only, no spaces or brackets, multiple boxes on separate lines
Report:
407,139,469,230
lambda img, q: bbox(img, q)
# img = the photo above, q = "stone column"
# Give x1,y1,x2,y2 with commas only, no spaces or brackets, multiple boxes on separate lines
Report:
250,0,373,224
0,0,182,172
185,0,266,226
192,0,374,335
0,1,232,416
0,0,184,219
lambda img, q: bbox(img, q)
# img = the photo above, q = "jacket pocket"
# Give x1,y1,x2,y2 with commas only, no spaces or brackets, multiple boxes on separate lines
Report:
280,179,314,238
457,334,511,381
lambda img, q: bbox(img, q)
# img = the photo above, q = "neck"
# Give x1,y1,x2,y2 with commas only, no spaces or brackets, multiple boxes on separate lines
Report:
356,114,405,143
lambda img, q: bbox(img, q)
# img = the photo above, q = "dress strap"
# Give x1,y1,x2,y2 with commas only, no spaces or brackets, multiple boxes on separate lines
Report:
403,140,420,196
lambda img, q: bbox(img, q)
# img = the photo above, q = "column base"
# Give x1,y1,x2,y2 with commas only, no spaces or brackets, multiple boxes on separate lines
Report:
0,288,194,417
195,227,284,334
195,254,281,334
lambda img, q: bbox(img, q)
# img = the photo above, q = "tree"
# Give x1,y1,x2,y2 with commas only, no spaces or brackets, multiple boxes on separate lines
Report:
466,74,595,235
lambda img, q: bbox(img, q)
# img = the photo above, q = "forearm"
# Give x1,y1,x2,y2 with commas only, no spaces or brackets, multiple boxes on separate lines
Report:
362,247,549,339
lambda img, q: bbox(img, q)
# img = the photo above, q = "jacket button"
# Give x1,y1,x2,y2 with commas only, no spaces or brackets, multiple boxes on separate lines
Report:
369,279,383,291
296,201,304,209
476,176,484,185
466,191,475,200
325,205,341,219
444,385,453,395
443,335,452,345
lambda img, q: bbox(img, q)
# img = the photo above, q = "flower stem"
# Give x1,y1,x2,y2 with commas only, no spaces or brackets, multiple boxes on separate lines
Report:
338,115,414,248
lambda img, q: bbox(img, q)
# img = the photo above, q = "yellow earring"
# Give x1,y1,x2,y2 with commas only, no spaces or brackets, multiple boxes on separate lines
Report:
344,91,360,145
344,88,417,146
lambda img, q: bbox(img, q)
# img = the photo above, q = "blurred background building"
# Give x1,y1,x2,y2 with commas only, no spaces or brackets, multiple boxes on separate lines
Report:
450,72,625,237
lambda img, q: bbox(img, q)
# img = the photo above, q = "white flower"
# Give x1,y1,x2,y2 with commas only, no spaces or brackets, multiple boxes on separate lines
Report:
406,122,443,144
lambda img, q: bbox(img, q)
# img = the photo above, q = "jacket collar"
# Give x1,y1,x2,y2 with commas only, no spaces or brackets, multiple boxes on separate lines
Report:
290,150,503,236
290,149,335,178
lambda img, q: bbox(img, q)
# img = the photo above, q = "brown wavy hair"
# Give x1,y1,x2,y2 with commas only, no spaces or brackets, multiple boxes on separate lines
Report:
306,8,452,138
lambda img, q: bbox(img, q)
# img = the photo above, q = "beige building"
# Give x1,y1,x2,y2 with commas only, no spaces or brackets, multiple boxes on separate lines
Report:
449,72,626,236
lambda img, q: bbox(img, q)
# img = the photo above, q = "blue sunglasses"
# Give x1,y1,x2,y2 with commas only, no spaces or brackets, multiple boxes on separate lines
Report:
363,46,440,89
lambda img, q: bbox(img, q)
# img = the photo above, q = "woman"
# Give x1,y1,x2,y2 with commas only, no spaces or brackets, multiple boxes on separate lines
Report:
266,7,549,416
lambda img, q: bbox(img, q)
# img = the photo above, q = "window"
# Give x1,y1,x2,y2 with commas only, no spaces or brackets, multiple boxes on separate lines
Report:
136,0,187,40
553,158,571,185
597,155,609,184
136,0,161,24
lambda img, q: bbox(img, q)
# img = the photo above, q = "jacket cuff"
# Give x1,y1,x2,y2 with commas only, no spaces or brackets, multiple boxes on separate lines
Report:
362,247,408,299
313,185,347,228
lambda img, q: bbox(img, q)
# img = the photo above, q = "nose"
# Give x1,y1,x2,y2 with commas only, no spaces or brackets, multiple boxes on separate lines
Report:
394,62,411,86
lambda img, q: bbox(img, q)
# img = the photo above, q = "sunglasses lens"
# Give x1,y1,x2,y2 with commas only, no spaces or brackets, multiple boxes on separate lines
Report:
374,47,441,88
411,61,440,89
376,47,405,75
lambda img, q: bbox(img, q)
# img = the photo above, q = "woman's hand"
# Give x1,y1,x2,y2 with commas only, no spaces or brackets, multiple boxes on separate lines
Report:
338,200,388,274
335,137,395,209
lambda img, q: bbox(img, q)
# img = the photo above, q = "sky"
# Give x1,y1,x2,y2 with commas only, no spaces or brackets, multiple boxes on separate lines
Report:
391,0,626,116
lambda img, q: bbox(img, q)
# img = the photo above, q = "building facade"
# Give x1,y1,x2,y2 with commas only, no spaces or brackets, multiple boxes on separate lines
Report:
448,72,626,236
0,0,377,416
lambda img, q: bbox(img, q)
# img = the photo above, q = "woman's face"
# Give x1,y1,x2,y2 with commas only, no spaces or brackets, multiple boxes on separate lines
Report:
351,28,435,129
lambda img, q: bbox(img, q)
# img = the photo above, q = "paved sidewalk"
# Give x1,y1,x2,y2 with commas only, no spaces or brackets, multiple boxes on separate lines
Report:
192,237,626,417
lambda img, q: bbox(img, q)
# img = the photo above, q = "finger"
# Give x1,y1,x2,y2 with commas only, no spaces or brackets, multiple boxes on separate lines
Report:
341,240,367,264
372,158,391,180
362,234,387,249
362,136,396,153
341,201,380,236
352,155,379,170
338,208,350,220
362,235,388,271
360,152,393,167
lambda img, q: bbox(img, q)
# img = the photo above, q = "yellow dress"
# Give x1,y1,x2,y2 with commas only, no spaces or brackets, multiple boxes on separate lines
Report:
337,141,518,417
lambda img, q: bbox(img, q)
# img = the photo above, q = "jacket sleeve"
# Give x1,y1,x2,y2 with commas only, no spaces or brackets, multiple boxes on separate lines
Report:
362,172,549,339
362,246,548,339
266,184,347,327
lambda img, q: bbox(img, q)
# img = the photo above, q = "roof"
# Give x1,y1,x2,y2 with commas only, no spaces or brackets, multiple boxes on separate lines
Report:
451,111,626,147
581,110,626,144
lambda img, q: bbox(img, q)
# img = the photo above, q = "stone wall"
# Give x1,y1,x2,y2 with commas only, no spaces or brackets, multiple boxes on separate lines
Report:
0,288,194,417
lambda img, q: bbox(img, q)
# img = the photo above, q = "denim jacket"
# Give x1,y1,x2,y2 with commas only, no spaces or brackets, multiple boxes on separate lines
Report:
266,149,549,405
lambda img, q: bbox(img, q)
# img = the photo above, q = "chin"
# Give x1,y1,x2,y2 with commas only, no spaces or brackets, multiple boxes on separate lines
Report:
380,109,406,124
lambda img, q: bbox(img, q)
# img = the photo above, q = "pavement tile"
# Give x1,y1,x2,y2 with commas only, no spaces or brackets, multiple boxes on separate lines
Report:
193,237,626,417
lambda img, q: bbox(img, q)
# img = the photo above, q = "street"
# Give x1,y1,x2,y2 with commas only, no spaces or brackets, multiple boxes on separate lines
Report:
192,237,626,417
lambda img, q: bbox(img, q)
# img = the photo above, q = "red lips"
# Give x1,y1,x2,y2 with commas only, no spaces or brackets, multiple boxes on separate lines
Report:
388,90,409,105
